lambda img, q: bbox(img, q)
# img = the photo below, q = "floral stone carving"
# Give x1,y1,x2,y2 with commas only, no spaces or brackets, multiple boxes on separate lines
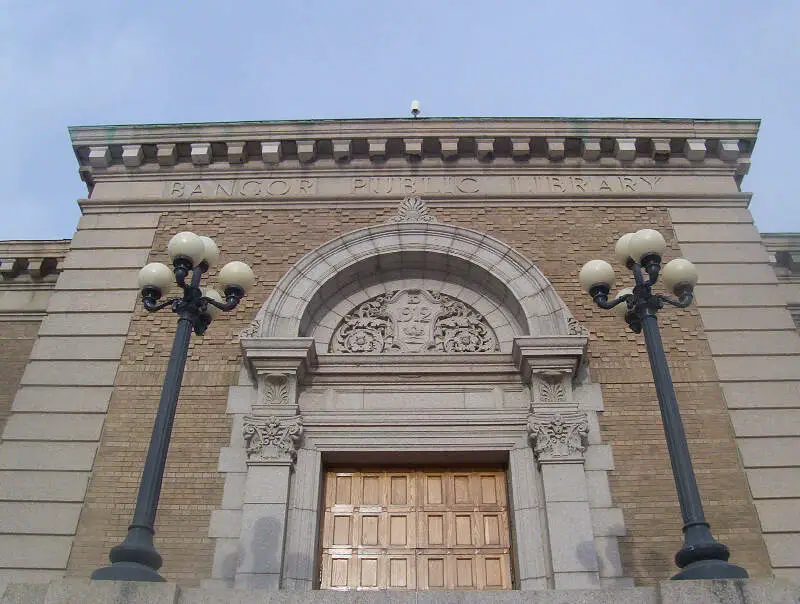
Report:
330,289,499,354
537,372,568,403
390,196,437,223
262,374,289,405
243,415,303,464
528,411,589,461
567,317,589,337
238,316,262,339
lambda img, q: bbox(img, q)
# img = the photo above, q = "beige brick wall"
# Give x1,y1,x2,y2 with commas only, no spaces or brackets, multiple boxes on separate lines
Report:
66,206,771,586
0,321,40,435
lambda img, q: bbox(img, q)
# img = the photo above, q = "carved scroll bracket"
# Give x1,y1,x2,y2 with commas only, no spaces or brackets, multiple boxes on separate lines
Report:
243,415,303,465
528,409,589,463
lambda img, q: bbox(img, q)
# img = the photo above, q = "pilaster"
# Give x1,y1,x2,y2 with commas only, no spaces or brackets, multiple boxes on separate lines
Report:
211,338,315,588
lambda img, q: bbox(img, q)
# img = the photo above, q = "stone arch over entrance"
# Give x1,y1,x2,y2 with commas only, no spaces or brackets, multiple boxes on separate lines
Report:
211,213,628,591
254,221,575,344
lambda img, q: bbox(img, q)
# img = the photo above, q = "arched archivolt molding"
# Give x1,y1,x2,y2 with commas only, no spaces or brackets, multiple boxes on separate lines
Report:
254,222,575,346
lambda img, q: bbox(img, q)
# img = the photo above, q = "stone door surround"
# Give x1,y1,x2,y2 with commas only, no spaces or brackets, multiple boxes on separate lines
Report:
207,217,629,590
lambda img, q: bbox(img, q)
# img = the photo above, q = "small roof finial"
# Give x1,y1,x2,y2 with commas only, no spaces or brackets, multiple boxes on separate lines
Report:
410,100,421,119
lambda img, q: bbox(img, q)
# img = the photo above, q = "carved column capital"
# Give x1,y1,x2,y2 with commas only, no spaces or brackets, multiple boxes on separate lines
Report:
243,415,303,465
528,410,589,463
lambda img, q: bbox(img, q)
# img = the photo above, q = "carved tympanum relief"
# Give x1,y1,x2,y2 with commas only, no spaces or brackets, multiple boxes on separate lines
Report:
242,415,303,464
330,289,499,354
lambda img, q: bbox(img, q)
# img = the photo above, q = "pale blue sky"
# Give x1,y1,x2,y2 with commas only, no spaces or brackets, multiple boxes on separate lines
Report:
1,1,797,240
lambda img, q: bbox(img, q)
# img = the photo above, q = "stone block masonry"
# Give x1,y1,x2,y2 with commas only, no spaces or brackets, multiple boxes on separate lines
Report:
671,206,800,584
0,214,159,584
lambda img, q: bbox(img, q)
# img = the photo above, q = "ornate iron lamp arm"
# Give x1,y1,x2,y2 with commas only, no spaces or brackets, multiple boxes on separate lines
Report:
658,291,694,309
203,288,245,313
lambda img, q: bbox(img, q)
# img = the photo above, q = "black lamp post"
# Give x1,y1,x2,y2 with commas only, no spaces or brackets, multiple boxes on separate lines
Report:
92,232,255,582
579,229,748,581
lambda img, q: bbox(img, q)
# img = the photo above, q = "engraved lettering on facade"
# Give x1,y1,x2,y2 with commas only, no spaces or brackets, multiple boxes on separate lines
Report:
240,180,261,196
166,179,317,198
167,174,662,199
509,175,660,194
456,177,479,194
640,176,662,191
349,176,482,196
215,182,234,197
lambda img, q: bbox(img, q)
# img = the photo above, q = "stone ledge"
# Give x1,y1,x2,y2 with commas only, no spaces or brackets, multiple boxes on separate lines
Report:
1,578,798,603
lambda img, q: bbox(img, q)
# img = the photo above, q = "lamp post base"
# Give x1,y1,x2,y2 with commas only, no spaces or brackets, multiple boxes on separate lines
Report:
672,527,749,580
673,558,749,580
91,561,165,582
91,525,164,582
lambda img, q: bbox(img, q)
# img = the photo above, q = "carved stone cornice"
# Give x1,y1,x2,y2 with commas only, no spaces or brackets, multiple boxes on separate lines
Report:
528,410,590,462
242,415,303,465
69,118,758,180
0,240,68,284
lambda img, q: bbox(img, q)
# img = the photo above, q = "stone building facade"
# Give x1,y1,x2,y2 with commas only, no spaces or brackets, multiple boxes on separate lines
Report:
0,118,797,591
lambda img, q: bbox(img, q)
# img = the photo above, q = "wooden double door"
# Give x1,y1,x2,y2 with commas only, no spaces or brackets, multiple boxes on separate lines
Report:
320,468,512,590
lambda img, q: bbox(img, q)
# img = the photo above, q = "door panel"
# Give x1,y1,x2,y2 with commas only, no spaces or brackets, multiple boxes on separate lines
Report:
321,468,512,590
